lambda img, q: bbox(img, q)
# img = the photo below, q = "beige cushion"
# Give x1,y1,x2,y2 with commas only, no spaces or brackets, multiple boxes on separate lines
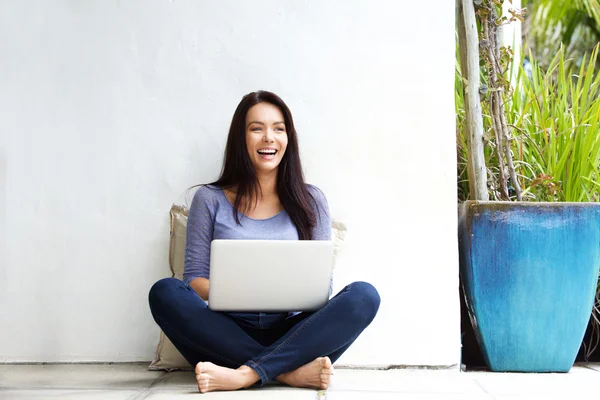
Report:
149,203,348,371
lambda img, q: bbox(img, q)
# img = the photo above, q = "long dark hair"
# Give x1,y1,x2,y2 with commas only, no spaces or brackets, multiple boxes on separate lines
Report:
191,90,320,240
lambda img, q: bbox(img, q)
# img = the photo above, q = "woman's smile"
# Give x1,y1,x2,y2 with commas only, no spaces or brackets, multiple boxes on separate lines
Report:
257,148,278,160
246,102,288,171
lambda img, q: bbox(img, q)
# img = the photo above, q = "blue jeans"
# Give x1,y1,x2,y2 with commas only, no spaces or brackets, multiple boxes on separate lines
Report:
148,277,380,385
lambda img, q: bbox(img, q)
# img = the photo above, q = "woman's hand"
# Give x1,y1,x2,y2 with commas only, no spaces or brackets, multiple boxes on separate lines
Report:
190,277,210,301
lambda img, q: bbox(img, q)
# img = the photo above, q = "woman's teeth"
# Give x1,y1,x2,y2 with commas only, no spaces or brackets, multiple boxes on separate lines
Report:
257,149,277,160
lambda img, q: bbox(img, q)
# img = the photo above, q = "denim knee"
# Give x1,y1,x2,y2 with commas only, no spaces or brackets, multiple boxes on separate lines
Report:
148,277,180,312
349,281,381,321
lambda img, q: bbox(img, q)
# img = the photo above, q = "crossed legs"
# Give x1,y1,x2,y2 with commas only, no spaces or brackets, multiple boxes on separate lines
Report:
149,278,380,393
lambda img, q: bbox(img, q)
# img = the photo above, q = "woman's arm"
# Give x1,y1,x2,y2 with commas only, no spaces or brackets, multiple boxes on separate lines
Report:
190,277,210,301
308,184,332,241
308,184,334,296
184,186,215,289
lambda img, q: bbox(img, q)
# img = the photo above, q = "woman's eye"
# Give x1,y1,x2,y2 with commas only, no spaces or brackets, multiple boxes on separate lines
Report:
252,127,261,132
276,127,285,132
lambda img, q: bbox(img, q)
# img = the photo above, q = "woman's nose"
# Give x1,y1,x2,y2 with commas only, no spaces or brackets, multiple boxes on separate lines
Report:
263,129,275,142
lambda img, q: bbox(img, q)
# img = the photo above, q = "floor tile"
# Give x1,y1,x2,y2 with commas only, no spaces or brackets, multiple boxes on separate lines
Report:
491,396,596,400
328,369,485,394
323,393,492,400
1,364,599,399
583,363,600,371
567,365,599,374
0,389,141,399
0,364,163,390
471,369,598,397
150,369,485,395
147,371,195,390
144,388,318,399
148,371,318,396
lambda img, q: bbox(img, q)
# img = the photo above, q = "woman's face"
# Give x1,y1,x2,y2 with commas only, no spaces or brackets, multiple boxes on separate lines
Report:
245,102,288,174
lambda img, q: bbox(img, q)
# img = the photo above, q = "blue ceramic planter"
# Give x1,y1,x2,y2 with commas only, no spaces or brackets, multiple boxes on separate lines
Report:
459,201,600,372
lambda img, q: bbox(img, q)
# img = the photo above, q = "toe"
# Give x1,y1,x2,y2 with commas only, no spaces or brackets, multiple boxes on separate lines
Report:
195,361,210,375
196,372,206,381
199,380,209,392
322,357,332,369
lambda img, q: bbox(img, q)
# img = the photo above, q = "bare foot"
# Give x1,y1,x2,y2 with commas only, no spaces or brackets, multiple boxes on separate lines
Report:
277,356,332,390
195,362,259,393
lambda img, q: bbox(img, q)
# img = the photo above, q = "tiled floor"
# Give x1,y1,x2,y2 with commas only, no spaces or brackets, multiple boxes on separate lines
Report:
0,363,598,399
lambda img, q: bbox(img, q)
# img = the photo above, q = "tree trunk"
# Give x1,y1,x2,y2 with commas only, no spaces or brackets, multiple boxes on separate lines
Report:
458,0,489,201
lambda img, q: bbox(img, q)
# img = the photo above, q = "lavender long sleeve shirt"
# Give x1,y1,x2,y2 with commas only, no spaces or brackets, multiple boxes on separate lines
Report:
183,184,332,290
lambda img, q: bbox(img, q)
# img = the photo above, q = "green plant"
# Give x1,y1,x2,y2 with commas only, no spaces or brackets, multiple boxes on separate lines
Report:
458,0,600,361
456,43,600,360
511,46,600,202
457,45,600,203
524,0,600,70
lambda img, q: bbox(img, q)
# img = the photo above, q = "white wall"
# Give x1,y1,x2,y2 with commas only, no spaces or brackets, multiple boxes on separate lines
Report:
0,0,459,366
501,0,522,87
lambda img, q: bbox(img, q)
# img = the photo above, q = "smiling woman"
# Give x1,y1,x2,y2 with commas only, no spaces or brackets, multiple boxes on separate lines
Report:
205,91,316,231
148,90,381,394
245,102,288,181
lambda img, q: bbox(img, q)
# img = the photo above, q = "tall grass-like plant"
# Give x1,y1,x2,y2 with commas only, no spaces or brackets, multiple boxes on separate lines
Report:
457,45,600,202
456,44,600,359
510,46,600,202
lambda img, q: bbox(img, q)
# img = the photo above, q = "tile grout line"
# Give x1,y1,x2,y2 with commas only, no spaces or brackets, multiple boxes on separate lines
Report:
121,369,169,400
147,371,169,388
473,378,493,398
130,388,152,400
0,386,162,392
132,369,171,399
124,365,174,396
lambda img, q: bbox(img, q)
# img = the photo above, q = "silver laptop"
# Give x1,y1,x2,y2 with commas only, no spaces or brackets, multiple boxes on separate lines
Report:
208,240,333,312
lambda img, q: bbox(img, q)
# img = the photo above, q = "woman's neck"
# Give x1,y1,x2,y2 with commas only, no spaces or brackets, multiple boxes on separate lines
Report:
229,172,278,199
255,171,278,199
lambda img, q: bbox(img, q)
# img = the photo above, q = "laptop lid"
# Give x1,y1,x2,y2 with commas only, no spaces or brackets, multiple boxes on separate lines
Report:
208,240,333,312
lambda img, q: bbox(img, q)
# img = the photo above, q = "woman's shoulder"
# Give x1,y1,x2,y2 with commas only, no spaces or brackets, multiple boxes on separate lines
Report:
306,183,325,194
191,184,223,207
306,183,328,204
305,184,330,224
